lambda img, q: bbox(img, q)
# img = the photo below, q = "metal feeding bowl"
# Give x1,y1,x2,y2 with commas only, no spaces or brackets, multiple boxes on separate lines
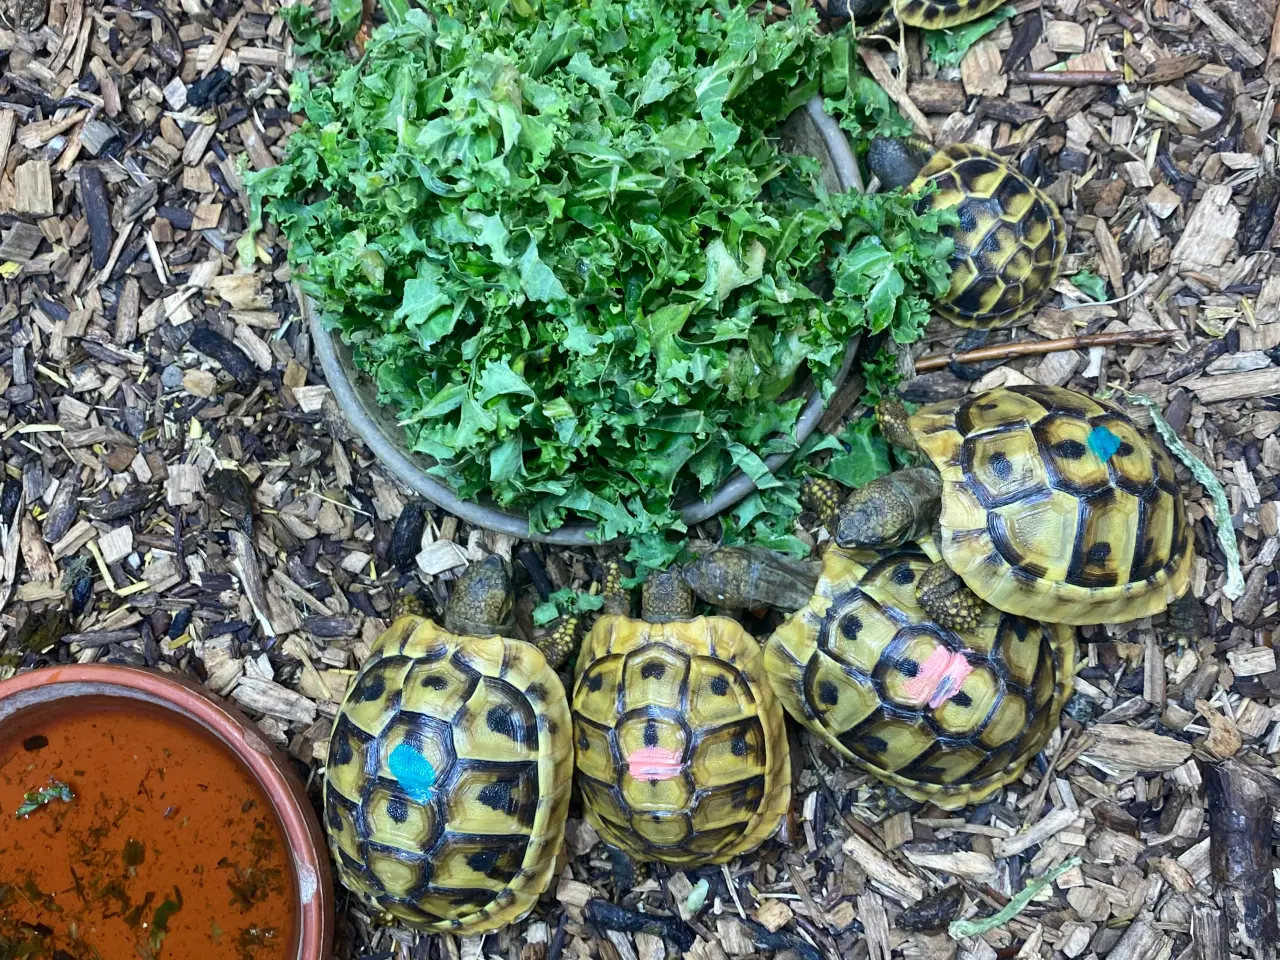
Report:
309,96,862,546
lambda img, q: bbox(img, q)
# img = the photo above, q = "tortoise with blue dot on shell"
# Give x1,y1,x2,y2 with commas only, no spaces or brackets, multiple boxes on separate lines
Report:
325,557,573,934
684,541,1077,808
572,565,790,866
823,385,1194,627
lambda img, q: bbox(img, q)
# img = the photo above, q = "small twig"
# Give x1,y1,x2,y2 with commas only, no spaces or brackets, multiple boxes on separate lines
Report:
914,329,1178,373
1010,70,1123,86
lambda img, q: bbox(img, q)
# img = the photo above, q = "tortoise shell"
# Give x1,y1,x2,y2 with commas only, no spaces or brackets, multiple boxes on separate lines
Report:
763,543,1077,808
815,0,1006,30
325,616,572,933
913,143,1065,329
911,385,1193,625
572,614,790,865
894,0,1009,29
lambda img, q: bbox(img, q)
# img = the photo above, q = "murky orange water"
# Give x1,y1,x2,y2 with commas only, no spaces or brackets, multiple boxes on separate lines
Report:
0,699,298,960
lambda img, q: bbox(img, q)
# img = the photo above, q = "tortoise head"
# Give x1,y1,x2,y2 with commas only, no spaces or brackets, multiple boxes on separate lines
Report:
867,137,931,191
682,546,820,612
835,468,942,549
641,568,695,624
443,555,516,637
814,0,892,23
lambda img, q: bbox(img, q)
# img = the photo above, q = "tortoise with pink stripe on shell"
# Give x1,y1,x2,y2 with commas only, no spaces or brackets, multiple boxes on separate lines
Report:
682,543,1077,809
571,565,790,866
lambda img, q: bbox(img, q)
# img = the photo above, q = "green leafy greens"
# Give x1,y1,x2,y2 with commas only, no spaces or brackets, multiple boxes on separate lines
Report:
250,0,952,541
923,5,1016,67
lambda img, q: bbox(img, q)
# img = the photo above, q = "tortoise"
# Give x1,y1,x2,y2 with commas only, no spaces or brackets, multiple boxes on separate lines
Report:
683,543,1078,809
325,556,573,933
572,564,790,866
816,385,1194,628
815,0,1010,31
865,138,1067,330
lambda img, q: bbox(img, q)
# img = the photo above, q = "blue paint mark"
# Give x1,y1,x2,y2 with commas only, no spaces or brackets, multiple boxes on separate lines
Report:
1088,425,1122,461
389,743,436,803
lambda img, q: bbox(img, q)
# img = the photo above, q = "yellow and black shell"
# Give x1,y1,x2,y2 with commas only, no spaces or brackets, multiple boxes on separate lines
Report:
572,615,790,866
913,143,1065,329
911,385,1193,625
764,542,1076,809
325,616,572,933
893,0,1009,29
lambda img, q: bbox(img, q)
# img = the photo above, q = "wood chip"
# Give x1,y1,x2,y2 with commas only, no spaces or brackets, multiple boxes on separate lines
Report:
1170,185,1238,269
97,526,133,564
1079,724,1194,772
753,899,794,933
230,677,317,726
900,849,997,882
1184,367,1280,403
19,515,56,582
842,834,924,903
961,41,1007,97
993,806,1078,859
1227,646,1277,676
14,160,54,217
1195,699,1242,759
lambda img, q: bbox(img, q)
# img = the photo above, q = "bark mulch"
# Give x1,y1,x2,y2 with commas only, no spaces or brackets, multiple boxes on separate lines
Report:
1,0,1278,957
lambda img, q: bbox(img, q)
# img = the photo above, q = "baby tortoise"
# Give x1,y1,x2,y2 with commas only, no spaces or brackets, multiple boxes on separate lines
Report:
572,564,790,866
816,0,1011,32
326,557,572,933
867,138,1066,330
683,543,1076,809
815,386,1194,628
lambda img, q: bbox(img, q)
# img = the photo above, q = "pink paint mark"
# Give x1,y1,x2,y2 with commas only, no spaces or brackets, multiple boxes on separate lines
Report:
902,647,974,709
627,746,684,781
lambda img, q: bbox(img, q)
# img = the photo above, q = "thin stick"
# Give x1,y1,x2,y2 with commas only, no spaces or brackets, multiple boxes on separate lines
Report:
914,329,1178,373
1009,70,1124,86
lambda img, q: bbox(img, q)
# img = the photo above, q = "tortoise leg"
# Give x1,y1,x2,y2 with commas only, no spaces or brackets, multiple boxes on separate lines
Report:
873,784,921,816
814,0,887,21
915,561,987,634
535,613,583,669
602,560,631,616
801,475,843,526
834,468,941,549
1165,591,1207,646
875,398,922,454
606,844,643,893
